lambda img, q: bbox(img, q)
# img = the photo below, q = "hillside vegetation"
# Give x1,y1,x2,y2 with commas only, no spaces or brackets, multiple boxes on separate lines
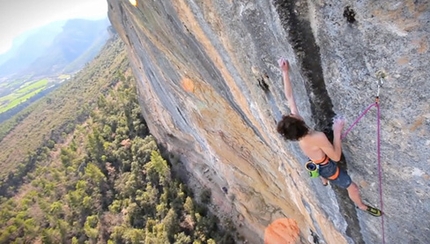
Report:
0,36,128,189
0,19,110,123
0,36,236,243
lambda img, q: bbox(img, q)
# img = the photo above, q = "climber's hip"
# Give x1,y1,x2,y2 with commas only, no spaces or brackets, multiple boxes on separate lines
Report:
319,160,352,188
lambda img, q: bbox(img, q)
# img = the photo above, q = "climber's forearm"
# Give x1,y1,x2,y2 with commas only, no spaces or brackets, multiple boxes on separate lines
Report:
331,131,342,162
283,71,299,115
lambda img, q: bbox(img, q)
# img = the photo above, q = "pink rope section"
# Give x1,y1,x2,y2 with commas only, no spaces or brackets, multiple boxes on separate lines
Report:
376,102,385,244
340,101,385,244
341,102,377,140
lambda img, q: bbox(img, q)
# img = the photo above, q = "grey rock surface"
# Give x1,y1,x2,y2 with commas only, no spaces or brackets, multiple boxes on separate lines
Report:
107,0,430,243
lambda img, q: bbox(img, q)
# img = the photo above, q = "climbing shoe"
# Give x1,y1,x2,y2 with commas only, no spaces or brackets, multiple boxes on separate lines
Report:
364,205,382,217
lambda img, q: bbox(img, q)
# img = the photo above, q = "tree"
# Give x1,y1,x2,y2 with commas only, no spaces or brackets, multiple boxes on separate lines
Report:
72,237,79,244
110,226,126,243
174,232,192,244
22,218,38,241
84,215,99,241
145,150,170,186
49,201,63,217
184,196,194,215
207,239,216,244
123,228,145,244
83,163,107,189
162,209,179,241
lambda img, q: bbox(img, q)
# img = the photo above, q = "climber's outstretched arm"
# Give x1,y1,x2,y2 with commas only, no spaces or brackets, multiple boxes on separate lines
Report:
279,58,301,117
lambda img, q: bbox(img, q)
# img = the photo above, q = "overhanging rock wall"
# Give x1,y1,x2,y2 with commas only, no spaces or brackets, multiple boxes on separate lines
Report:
107,0,430,243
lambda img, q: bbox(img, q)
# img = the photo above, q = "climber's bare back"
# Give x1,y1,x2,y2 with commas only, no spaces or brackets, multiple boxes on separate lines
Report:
299,130,340,162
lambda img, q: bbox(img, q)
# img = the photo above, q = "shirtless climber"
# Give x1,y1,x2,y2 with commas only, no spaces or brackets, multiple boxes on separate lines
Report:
276,58,382,217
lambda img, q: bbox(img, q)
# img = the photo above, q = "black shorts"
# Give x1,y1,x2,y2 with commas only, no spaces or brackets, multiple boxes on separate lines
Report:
319,160,352,188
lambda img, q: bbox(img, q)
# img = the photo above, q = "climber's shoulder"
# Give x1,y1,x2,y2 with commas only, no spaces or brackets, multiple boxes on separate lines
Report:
303,130,330,145
303,130,323,138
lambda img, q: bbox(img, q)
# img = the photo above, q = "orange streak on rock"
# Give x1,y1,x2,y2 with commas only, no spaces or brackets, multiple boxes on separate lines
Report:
182,77,195,93
172,0,265,134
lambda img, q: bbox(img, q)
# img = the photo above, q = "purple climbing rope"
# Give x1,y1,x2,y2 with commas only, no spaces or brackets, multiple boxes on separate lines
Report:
341,100,385,244
376,102,385,244
341,102,377,140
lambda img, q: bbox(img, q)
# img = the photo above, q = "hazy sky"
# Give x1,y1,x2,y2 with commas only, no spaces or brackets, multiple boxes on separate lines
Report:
0,0,108,54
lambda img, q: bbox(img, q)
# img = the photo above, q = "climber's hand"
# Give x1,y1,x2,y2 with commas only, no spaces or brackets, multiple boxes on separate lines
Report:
278,58,289,72
333,117,345,135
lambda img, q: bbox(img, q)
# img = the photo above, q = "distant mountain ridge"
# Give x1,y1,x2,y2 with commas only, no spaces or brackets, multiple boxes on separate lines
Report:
0,18,110,78
0,20,66,72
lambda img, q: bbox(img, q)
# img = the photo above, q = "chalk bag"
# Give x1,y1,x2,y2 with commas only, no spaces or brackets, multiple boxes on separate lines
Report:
305,161,319,178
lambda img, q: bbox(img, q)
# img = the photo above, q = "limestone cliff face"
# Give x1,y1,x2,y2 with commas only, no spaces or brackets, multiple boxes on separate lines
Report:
107,0,429,243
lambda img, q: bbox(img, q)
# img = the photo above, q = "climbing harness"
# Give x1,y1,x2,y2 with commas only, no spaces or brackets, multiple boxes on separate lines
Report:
305,155,340,180
341,75,385,243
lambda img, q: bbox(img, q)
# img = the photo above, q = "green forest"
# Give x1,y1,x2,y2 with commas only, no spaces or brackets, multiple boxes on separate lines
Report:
0,37,236,243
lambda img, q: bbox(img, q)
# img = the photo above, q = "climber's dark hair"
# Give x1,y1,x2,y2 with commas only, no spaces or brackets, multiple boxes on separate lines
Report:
276,115,309,141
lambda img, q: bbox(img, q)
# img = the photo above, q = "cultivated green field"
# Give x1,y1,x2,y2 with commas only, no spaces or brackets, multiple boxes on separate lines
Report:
58,74,71,80
0,79,48,113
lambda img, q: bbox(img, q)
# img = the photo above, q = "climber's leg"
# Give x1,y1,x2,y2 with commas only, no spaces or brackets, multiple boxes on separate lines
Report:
346,182,367,210
320,176,328,186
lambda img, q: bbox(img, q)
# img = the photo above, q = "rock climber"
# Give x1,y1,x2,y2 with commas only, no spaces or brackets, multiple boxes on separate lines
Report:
276,57,382,217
